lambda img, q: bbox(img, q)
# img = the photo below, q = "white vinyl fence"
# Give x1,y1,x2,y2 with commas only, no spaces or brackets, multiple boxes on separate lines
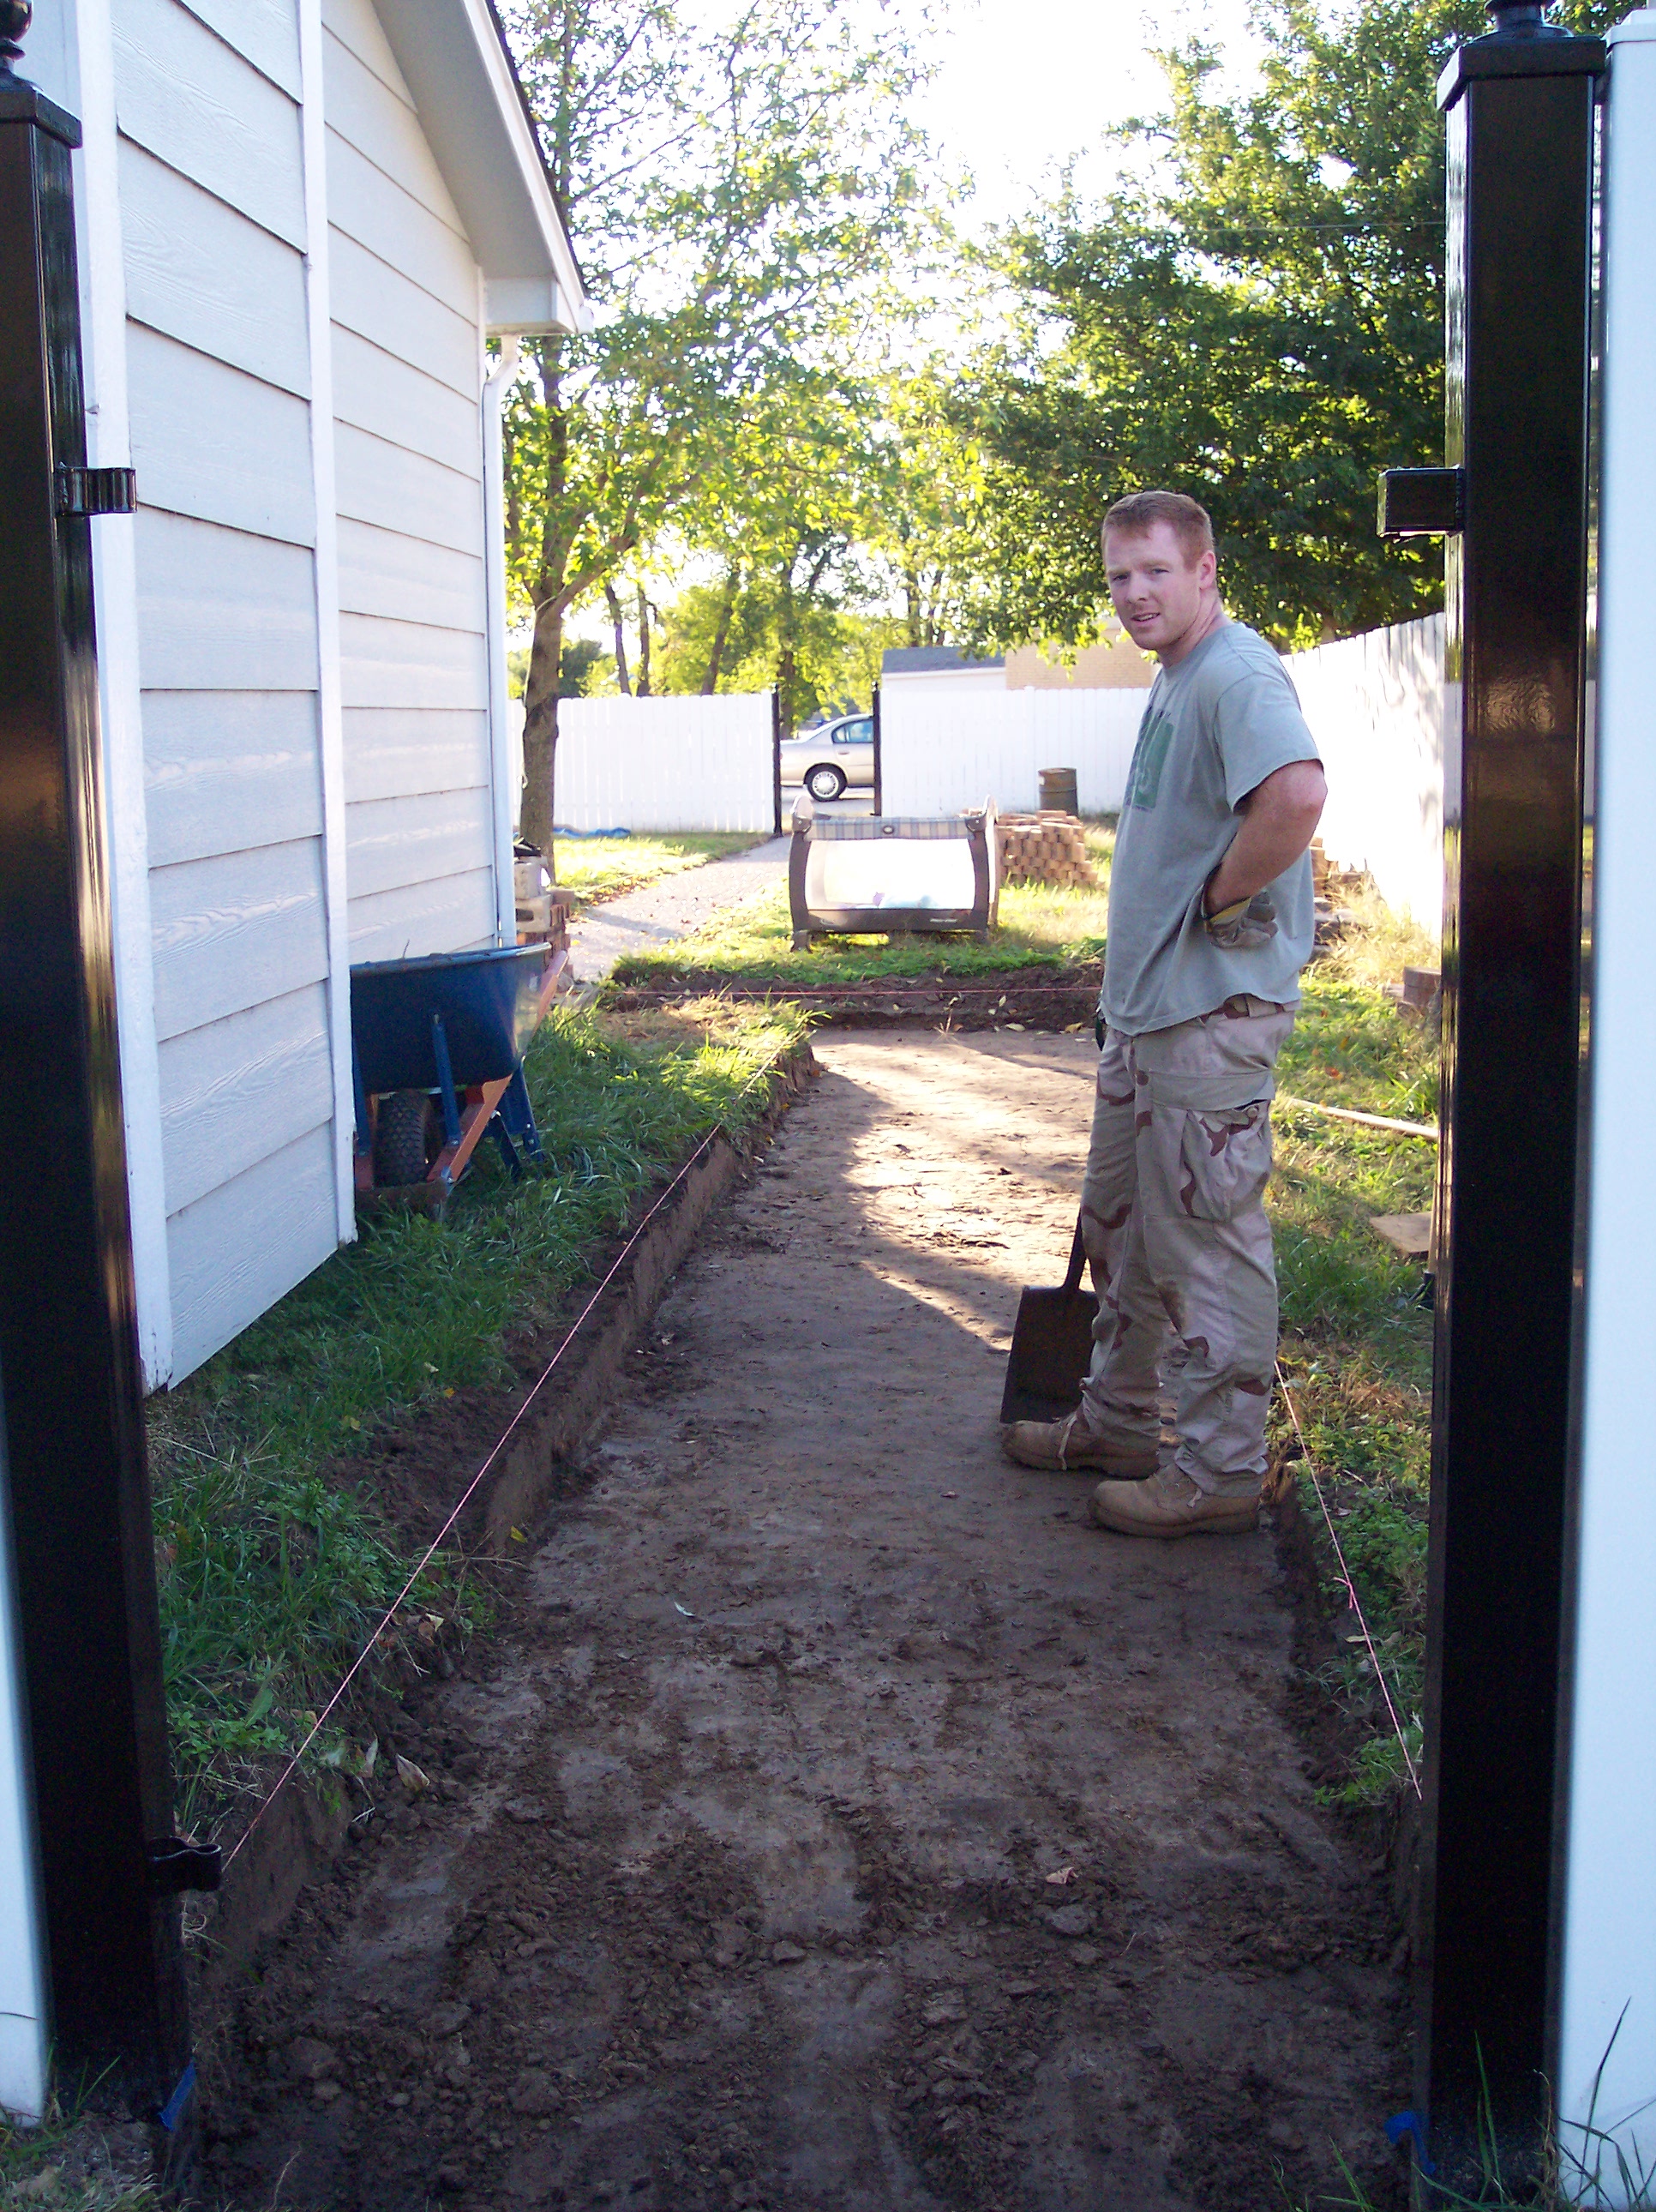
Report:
540,694,776,833
530,628,1450,931
879,687,1146,817
1285,616,1445,937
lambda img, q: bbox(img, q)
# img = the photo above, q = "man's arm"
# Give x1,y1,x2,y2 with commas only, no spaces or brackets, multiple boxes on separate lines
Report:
1202,759,1328,914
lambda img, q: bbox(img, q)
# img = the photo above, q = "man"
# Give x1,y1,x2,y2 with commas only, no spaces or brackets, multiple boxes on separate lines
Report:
1005,490,1326,1536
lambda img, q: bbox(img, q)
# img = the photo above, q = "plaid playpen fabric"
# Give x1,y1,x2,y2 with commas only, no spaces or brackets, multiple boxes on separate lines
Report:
808,815,981,841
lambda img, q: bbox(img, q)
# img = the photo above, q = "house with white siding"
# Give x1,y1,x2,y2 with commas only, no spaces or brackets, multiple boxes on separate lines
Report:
25,0,586,1386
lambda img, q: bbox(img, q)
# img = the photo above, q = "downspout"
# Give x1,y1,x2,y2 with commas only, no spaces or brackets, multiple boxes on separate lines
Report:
483,332,521,944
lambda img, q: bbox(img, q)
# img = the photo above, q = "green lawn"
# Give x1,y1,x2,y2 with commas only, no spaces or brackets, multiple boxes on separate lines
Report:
551,830,763,908
1268,884,1440,1806
151,996,805,1830
612,826,1113,983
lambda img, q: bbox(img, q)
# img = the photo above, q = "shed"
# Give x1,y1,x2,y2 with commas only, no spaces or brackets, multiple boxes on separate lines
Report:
24,0,586,1386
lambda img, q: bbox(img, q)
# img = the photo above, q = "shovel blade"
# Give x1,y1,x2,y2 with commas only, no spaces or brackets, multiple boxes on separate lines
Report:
999,1283,1098,1425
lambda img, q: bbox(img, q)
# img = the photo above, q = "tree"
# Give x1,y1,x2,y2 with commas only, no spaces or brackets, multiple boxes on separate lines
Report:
951,0,1499,650
865,369,993,648
499,0,928,849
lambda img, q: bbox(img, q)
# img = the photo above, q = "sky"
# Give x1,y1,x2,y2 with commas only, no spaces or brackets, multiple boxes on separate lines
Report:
909,0,1264,235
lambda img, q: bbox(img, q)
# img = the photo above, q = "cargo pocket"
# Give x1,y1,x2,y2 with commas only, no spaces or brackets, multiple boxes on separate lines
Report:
1176,1099,1272,1223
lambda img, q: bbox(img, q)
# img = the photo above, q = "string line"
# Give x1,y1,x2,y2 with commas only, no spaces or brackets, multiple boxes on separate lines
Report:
1275,1359,1423,1800
222,1046,791,1869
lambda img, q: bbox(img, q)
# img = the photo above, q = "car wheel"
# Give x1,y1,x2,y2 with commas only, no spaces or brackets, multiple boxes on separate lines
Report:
807,764,847,801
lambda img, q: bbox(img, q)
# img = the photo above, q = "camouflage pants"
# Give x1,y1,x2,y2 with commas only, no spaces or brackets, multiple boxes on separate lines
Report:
1079,998,1293,1494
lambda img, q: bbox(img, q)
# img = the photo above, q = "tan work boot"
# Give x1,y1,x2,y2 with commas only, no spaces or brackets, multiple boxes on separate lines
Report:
1002,1408,1158,1478
1089,1462,1261,1537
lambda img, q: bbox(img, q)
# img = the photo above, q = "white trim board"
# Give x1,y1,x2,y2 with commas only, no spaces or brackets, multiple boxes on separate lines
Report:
300,0,359,1245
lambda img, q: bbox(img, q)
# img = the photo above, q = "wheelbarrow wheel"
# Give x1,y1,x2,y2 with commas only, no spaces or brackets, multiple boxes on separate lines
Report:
374,1090,439,1187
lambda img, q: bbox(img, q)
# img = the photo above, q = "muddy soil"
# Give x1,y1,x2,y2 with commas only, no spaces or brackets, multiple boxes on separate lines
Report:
196,1030,1407,2212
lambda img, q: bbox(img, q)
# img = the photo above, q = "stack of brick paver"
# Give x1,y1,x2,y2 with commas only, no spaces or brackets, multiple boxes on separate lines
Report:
514,846,573,955
996,812,1098,890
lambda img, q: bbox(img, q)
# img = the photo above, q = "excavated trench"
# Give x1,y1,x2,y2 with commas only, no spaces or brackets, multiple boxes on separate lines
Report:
195,1028,1407,2212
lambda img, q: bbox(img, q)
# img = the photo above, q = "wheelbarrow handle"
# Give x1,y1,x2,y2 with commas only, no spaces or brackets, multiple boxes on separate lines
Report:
1064,1211,1088,1295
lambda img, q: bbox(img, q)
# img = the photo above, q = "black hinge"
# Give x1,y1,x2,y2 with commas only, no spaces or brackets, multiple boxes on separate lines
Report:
147,1836,223,1895
55,465,137,518
1377,466,1466,538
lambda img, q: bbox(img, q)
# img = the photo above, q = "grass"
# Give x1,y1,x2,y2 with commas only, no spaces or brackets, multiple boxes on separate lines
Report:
0,2101,158,2210
151,996,806,1831
1266,881,1441,1809
611,825,1113,985
549,830,762,908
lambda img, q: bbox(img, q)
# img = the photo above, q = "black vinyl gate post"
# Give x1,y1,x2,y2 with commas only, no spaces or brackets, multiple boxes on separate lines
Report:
771,686,783,836
871,682,883,817
1382,1,1602,2191
0,9,211,2128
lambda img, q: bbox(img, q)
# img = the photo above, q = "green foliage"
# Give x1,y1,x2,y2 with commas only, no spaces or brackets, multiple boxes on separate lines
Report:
1263,958,1437,1808
956,0,1487,649
153,1001,804,1825
500,0,931,839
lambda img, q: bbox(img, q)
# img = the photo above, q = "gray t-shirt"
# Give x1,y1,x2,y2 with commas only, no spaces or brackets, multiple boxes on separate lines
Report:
1103,623,1321,1035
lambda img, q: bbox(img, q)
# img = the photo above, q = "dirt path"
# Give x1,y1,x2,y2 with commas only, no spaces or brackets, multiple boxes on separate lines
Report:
565,838,789,982
201,1031,1406,2212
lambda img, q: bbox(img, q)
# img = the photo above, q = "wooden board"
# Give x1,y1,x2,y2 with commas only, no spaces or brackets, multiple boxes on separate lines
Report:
322,27,467,233
158,980,333,1213
323,125,474,310
114,0,305,246
345,869,495,965
333,424,486,558
127,322,316,544
165,1121,338,1380
327,230,476,396
122,144,310,396
335,518,487,630
341,705,490,807
149,837,329,1042
145,689,325,868
135,508,318,691
1370,1211,1432,1259
339,610,486,714
345,784,492,900
322,0,414,104
331,322,481,477
172,0,302,98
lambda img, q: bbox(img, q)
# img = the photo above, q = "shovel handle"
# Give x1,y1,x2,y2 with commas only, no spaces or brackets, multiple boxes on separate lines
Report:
1064,1211,1088,1294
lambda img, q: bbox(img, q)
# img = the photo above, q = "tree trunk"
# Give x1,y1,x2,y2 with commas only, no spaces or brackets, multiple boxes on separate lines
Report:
520,597,563,860
702,564,740,693
904,568,921,647
637,586,651,697
775,642,797,734
604,582,633,694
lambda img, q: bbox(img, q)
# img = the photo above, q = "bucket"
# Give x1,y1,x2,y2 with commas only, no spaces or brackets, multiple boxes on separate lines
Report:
1039,766,1079,816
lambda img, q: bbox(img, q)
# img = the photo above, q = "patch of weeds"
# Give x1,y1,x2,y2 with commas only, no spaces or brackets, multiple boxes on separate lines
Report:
1266,944,1437,1811
612,828,1114,984
0,2098,157,2210
550,830,761,908
152,999,806,1829
1285,2087,1656,2210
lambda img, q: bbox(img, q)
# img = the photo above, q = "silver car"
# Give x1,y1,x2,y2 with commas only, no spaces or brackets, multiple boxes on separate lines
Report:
779,711,874,801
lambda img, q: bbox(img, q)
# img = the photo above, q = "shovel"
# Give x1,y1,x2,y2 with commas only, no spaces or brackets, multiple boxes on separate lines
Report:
999,1214,1098,1424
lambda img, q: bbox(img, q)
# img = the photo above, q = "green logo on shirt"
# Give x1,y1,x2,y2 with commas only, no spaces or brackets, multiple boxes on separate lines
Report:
1125,709,1174,812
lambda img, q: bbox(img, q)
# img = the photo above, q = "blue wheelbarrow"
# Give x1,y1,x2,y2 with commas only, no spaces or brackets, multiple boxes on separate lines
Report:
350,944,570,1210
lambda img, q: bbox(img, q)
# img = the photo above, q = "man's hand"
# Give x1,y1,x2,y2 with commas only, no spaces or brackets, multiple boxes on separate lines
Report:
1203,758,1328,918
1205,890,1278,950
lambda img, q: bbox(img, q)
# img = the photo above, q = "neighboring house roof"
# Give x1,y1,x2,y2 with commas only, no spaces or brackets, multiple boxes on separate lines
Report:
881,646,1005,675
373,0,591,334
